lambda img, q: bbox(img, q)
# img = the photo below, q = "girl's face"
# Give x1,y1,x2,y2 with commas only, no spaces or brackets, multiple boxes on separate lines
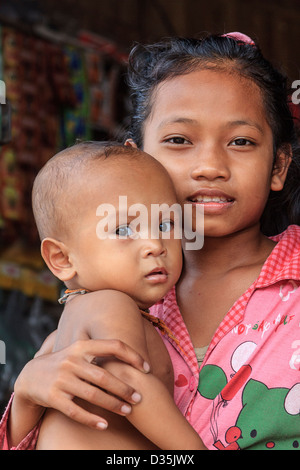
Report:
142,69,288,238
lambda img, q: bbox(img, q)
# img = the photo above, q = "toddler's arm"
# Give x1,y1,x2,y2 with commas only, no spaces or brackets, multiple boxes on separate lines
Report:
4,335,148,449
49,290,205,450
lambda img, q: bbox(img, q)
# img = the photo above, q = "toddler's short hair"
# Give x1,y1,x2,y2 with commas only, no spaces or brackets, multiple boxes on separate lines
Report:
32,141,154,240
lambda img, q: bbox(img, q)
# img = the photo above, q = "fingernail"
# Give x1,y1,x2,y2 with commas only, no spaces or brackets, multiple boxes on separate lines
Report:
131,392,142,403
143,361,150,373
121,404,132,415
97,421,108,430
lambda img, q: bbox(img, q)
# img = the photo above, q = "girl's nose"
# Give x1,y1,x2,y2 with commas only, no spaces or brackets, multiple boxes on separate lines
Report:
190,145,230,181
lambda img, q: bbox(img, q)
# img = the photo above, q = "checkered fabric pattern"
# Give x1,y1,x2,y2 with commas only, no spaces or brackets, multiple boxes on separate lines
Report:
152,225,300,377
0,394,41,450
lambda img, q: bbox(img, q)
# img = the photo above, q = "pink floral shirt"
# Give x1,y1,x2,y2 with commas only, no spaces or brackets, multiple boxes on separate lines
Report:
151,225,300,450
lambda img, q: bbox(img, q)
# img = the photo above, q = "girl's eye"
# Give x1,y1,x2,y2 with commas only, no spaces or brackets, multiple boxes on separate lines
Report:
116,225,133,237
231,138,254,146
164,136,191,145
159,220,174,233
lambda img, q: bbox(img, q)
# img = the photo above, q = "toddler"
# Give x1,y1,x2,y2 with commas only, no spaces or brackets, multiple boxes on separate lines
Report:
31,141,205,450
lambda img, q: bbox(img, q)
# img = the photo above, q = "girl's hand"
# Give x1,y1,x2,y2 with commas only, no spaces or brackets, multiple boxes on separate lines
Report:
14,337,150,430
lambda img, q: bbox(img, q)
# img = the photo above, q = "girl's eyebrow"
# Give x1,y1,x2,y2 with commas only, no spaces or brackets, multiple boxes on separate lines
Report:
226,120,264,134
157,117,264,135
157,117,198,129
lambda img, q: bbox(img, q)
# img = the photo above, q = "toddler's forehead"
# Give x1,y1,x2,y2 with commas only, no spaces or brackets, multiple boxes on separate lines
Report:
87,157,175,200
91,154,168,181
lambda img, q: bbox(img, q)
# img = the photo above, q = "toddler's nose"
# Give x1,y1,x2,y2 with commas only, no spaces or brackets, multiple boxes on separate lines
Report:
142,239,167,257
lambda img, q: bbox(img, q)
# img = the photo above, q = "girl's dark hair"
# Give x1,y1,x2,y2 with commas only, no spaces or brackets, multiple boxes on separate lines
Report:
126,34,300,236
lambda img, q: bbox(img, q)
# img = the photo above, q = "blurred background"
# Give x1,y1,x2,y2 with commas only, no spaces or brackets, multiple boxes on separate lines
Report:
0,0,299,412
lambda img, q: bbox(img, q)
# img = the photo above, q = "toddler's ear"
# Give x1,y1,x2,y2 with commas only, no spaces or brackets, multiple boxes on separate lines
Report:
270,149,291,192
124,139,138,148
41,238,76,282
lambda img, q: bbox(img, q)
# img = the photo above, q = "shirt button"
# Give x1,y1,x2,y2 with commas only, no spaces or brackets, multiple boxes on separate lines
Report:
189,376,196,392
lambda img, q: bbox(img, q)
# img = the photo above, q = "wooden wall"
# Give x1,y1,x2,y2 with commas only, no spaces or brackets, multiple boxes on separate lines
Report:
41,0,300,80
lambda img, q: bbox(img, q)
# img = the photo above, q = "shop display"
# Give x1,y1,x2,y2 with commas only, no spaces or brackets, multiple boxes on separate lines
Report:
0,21,129,412
61,45,90,148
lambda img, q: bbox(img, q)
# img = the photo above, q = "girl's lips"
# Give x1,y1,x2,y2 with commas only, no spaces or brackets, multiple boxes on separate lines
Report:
187,189,235,214
189,188,235,203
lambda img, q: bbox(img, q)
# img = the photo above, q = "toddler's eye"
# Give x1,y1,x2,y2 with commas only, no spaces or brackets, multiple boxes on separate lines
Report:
159,220,174,233
116,225,134,237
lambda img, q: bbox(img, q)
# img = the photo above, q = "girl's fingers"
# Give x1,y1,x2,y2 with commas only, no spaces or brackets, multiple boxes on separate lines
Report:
18,338,148,429
77,339,150,373
52,394,109,430
46,361,142,429
71,360,142,406
55,339,147,405
60,363,141,408
37,339,147,428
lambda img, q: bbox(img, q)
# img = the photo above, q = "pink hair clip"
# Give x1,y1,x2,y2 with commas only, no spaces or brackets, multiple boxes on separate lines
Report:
222,32,256,46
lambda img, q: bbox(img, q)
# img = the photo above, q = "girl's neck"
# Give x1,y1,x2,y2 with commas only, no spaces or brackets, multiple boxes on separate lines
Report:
182,225,276,278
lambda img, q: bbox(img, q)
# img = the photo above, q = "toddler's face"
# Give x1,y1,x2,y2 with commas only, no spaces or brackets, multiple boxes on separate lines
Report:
68,158,183,309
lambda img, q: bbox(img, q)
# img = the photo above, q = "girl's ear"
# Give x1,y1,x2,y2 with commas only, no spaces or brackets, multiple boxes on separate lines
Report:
270,148,292,192
41,238,76,282
124,139,138,148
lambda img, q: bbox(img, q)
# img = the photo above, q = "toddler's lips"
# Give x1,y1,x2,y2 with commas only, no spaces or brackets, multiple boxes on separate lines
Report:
145,267,168,283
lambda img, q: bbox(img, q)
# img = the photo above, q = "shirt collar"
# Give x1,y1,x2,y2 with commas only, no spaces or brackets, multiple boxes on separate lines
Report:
256,225,300,288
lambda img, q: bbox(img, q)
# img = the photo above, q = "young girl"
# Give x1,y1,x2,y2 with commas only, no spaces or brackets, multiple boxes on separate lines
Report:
1,32,300,450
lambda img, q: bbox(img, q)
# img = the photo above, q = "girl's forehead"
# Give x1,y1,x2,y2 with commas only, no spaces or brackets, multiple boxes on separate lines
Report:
148,69,266,126
156,68,260,102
